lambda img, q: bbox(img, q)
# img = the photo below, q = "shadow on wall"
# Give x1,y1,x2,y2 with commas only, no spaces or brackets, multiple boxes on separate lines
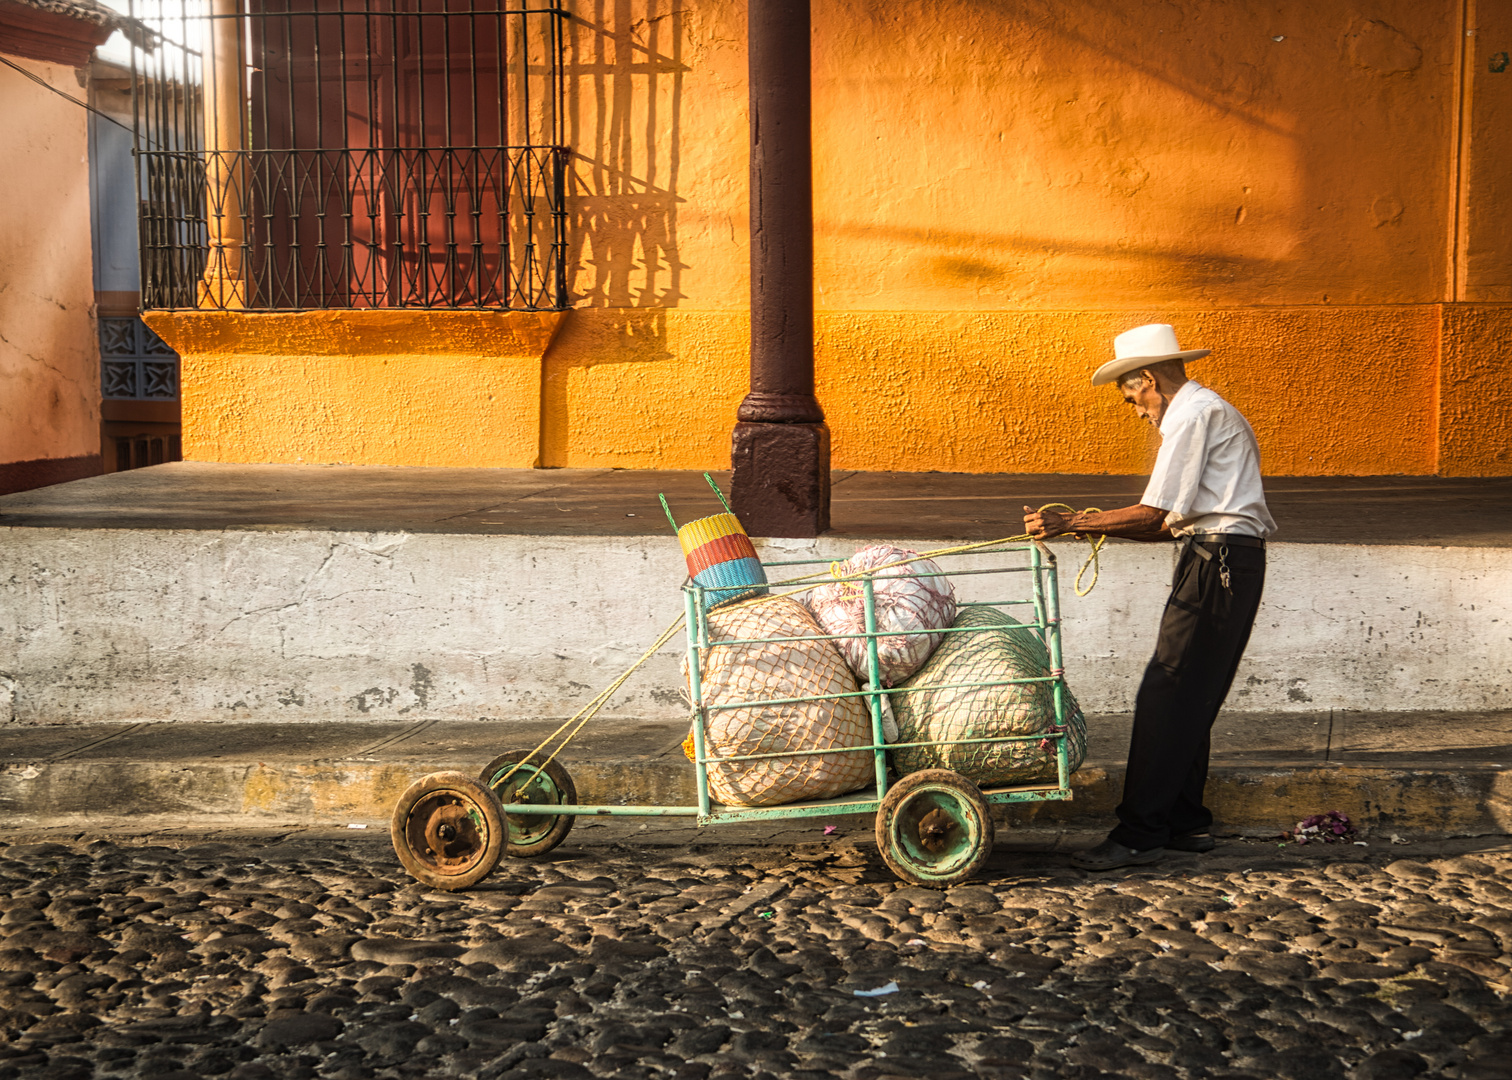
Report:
812,0,1303,306
538,308,681,467
563,0,688,310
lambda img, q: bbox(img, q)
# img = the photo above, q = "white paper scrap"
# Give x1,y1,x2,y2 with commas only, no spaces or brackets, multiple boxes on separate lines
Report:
853,982,899,997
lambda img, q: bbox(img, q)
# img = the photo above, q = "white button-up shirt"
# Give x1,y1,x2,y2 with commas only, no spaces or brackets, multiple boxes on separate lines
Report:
1140,380,1277,539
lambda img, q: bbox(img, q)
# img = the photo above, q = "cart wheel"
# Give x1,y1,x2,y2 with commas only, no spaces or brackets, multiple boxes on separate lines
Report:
480,750,577,858
875,769,994,888
390,771,507,891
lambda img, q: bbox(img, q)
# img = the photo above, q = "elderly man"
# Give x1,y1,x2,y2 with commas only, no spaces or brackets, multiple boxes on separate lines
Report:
1024,324,1275,871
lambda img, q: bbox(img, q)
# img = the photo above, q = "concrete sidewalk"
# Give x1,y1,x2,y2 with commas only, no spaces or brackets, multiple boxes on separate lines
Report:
4,462,1512,544
3,710,1508,838
3,465,1507,839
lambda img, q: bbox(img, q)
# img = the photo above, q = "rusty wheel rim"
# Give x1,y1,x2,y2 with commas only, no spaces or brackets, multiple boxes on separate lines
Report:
889,785,983,881
484,762,563,849
404,790,491,878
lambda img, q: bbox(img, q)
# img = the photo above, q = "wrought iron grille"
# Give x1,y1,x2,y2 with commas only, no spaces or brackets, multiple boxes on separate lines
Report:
116,434,184,469
132,0,569,311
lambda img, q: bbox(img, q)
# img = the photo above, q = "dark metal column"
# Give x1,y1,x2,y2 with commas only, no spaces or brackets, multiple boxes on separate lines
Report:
730,0,830,538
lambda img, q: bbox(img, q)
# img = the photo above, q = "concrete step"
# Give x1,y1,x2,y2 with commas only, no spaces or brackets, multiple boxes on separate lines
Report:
3,465,1510,729
3,713,1507,838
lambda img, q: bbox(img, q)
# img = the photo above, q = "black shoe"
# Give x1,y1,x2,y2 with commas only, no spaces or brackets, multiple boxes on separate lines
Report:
1166,832,1216,853
1071,838,1164,870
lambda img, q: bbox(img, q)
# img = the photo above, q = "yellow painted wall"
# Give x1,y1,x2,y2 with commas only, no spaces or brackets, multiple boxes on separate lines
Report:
145,311,564,467
149,0,1512,475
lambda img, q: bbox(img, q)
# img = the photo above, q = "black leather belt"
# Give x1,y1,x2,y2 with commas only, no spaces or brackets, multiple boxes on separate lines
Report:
1178,533,1262,590
1185,532,1265,549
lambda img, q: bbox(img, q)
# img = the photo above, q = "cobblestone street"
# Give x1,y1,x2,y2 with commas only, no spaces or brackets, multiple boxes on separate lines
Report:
0,827,1509,1080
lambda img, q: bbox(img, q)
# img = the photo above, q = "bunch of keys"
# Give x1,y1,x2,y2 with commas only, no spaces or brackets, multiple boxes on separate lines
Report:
1218,545,1232,592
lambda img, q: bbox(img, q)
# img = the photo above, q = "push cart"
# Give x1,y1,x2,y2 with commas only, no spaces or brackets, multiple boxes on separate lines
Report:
390,540,1080,891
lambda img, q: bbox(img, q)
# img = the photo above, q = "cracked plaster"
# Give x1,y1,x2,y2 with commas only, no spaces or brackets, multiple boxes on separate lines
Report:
0,55,99,467
0,529,1507,726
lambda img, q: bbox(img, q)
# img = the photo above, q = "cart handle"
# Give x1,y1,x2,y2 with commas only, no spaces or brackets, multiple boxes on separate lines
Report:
658,493,679,533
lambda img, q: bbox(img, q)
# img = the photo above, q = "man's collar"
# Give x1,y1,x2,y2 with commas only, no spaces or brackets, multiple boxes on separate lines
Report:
1158,379,1204,434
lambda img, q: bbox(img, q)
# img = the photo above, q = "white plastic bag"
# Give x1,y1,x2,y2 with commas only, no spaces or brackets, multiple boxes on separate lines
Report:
803,545,957,687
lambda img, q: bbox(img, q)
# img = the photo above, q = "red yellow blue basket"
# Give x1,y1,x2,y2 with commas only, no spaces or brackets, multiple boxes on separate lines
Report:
661,476,769,608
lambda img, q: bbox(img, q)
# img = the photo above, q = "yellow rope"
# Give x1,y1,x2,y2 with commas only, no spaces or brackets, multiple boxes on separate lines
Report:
1035,503,1105,598
808,503,1103,598
489,504,1105,797
489,615,684,795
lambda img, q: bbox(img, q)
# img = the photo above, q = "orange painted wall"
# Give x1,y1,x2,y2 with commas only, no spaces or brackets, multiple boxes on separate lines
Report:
149,0,1512,475
541,306,1443,475
810,0,1454,312
564,0,1460,312
1456,1,1512,303
1439,304,1512,476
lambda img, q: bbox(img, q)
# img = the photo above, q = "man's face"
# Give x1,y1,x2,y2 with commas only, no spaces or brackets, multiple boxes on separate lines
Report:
1119,372,1166,427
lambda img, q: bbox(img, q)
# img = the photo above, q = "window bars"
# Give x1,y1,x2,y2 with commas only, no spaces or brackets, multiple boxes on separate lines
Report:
131,0,569,311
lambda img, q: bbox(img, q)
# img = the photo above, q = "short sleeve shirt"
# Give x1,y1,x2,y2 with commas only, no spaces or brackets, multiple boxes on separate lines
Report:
1140,381,1277,539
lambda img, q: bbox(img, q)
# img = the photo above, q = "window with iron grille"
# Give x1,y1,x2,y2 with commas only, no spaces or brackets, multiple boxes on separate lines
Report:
132,0,569,311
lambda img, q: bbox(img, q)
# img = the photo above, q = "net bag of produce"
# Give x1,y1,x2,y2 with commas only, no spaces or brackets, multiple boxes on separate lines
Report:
685,595,874,807
891,606,1086,786
803,545,956,687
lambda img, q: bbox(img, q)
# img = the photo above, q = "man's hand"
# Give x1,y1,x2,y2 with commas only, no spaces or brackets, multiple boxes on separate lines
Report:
1024,503,1174,543
1023,505,1076,539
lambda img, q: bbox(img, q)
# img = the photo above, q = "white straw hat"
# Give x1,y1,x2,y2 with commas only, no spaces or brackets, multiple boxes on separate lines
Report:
1092,323,1210,386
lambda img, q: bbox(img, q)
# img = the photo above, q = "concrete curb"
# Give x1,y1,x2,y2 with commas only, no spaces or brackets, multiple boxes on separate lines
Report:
3,754,1506,839
6,526,1511,727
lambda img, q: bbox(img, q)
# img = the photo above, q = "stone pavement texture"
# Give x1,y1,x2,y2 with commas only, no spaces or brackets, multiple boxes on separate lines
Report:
0,828,1510,1080
3,463,1511,545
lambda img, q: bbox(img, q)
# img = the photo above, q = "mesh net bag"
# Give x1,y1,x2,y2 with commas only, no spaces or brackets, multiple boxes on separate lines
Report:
891,606,1087,786
803,545,957,687
684,595,874,807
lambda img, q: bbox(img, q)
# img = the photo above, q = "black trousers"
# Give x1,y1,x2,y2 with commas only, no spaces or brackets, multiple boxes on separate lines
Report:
1110,538,1266,851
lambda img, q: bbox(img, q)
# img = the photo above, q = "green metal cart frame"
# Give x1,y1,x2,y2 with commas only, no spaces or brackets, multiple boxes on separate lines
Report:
389,541,1077,890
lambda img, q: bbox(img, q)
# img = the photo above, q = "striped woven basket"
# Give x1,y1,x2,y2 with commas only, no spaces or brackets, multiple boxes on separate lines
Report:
663,476,769,609
678,513,769,608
